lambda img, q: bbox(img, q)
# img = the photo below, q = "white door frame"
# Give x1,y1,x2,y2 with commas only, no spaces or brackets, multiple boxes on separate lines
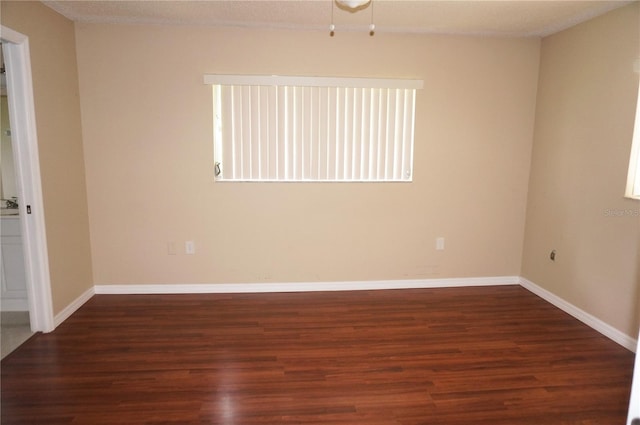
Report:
627,332,640,425
628,327,640,424
1,25,54,333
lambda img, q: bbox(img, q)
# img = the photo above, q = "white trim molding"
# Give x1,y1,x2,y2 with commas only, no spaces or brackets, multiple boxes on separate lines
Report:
627,328,640,423
204,74,424,90
53,286,95,329
1,25,55,333
519,277,638,352
72,276,640,353
94,276,519,295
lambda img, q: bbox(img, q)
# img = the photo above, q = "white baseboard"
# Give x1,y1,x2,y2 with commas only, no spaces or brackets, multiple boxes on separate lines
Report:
93,275,519,295
62,276,637,353
1,298,29,312
519,277,637,352
53,286,95,328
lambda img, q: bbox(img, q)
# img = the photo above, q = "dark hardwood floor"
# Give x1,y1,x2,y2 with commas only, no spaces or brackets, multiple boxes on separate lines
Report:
1,285,635,424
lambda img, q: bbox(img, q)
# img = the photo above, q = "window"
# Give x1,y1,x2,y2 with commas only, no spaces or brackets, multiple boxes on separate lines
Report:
625,82,640,200
205,75,422,182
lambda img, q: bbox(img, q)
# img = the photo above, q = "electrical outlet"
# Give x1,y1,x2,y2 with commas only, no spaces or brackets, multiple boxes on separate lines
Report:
436,237,445,251
185,241,195,255
168,242,177,255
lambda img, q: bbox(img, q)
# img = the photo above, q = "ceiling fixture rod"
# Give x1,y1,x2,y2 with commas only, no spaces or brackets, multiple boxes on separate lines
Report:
330,0,335,36
369,0,375,36
330,0,375,37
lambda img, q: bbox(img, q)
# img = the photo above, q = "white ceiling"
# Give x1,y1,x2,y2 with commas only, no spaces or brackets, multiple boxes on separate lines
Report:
43,0,635,38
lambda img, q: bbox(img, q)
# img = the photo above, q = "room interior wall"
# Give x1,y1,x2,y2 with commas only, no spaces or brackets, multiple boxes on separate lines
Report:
73,23,540,287
1,1,94,315
521,2,640,339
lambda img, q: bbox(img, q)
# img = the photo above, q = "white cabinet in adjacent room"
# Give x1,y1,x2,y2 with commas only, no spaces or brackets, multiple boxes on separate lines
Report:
1,216,27,311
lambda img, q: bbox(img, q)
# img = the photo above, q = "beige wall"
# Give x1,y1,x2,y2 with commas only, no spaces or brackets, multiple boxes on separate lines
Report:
522,3,640,338
1,2,93,315
74,24,540,286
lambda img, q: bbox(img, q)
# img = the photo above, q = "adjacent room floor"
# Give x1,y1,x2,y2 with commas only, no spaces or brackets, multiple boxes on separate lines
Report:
1,311,33,360
1,286,635,424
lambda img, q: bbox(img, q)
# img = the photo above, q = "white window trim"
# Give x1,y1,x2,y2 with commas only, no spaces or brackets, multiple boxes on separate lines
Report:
204,74,423,90
625,82,640,200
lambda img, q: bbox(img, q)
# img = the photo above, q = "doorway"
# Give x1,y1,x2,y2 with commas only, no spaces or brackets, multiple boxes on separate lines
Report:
0,25,54,340
0,42,33,358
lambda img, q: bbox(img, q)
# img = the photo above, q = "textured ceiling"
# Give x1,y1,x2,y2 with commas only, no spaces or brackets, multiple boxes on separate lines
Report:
43,0,635,37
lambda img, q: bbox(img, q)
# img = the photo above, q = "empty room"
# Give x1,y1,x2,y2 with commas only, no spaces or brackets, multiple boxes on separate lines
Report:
1,0,639,423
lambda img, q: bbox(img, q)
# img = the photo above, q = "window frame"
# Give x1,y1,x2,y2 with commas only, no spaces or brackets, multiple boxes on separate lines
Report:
205,74,423,183
625,82,640,200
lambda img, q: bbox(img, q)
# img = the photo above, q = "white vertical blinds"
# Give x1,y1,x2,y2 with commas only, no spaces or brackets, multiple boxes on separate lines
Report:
206,75,422,182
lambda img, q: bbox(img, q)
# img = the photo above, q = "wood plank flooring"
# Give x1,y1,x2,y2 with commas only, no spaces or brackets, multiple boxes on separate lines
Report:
1,286,635,424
